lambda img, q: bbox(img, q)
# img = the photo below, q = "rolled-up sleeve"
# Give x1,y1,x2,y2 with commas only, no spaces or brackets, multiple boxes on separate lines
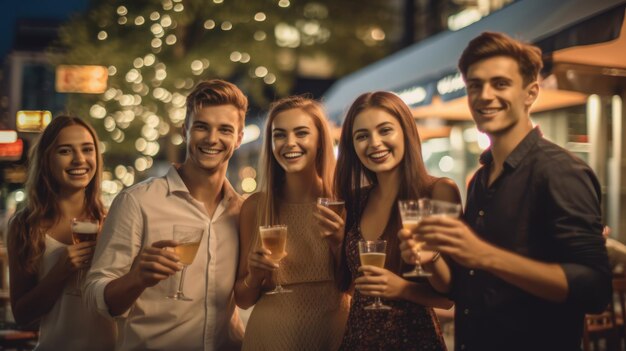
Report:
84,192,144,319
545,161,612,313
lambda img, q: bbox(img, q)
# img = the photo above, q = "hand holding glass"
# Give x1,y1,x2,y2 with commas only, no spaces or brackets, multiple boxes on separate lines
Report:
66,218,99,295
260,225,292,295
358,240,391,310
317,198,345,216
398,199,432,277
167,225,204,301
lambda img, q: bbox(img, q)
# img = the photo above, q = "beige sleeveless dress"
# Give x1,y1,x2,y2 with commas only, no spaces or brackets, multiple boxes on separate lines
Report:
242,202,350,351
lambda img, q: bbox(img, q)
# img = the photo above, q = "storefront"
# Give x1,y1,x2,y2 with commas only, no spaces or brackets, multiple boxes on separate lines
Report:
323,0,626,238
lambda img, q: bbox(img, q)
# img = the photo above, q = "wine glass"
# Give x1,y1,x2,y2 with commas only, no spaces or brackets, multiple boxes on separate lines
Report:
317,198,345,216
398,199,432,278
259,224,292,295
66,218,100,296
167,225,204,301
358,240,391,310
430,199,462,218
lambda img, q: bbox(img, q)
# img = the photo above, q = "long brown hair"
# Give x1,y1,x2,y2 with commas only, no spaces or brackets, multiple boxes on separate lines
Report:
8,116,105,274
335,91,434,291
257,95,336,226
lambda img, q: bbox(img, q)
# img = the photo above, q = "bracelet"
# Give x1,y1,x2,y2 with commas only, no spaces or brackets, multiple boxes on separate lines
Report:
431,251,441,264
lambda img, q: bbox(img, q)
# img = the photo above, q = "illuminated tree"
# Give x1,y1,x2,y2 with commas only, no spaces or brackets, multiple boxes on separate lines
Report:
51,0,396,192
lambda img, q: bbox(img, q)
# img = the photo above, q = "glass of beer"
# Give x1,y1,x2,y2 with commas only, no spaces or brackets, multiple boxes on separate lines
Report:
167,225,204,301
358,240,391,310
259,224,292,295
67,218,100,295
398,199,432,277
317,198,345,216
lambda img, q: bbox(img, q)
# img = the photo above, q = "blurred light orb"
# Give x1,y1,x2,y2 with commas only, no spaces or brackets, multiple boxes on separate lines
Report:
171,134,184,145
255,66,268,78
438,156,454,173
221,21,233,31
241,178,257,193
204,20,216,29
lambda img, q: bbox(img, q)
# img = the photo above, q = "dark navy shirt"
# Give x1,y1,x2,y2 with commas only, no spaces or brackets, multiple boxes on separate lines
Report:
450,127,611,351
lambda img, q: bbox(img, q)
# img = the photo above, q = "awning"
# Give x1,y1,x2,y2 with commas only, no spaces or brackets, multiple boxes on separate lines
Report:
322,0,625,122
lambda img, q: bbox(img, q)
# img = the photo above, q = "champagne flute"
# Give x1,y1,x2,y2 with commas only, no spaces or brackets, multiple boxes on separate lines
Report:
358,240,391,310
398,199,432,278
167,225,204,301
67,218,100,296
259,224,292,295
317,198,345,216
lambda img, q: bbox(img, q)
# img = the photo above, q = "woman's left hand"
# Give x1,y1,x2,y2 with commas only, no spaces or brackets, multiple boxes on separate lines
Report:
355,265,408,300
313,204,345,248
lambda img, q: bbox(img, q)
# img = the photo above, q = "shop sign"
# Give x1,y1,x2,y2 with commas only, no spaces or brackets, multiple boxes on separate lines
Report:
56,65,108,94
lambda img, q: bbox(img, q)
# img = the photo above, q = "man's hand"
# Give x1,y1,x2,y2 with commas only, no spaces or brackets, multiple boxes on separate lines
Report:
417,216,494,269
131,240,182,288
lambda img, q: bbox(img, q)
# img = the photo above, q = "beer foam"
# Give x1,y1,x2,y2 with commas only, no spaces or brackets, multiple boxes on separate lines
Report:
73,222,98,234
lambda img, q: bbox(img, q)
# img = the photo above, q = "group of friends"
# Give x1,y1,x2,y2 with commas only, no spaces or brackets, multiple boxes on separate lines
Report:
6,32,612,351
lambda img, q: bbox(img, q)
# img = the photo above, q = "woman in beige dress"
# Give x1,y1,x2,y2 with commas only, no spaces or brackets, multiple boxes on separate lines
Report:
234,96,349,350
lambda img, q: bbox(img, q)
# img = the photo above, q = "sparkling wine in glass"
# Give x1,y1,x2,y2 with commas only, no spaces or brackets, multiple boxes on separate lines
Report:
167,225,204,301
358,240,391,310
398,199,432,278
67,218,100,295
317,198,345,216
260,224,292,295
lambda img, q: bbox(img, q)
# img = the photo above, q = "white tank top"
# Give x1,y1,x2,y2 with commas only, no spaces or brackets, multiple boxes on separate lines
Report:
34,235,116,351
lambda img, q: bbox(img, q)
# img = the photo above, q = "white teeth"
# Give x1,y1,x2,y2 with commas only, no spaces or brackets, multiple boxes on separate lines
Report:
479,108,501,114
283,152,303,159
369,151,390,159
199,147,220,154
67,169,88,175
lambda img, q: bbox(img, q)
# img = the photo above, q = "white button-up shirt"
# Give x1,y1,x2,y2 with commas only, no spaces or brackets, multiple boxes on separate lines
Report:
84,166,244,351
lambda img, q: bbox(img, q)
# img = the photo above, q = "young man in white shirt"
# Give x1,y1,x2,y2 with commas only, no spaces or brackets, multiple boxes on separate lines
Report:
85,79,248,351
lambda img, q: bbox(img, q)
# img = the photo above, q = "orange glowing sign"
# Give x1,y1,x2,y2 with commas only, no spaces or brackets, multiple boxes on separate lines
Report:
0,138,23,161
56,65,108,94
16,110,52,132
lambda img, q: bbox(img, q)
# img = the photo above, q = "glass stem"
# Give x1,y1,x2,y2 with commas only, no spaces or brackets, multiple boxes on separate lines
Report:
273,265,281,290
177,266,187,294
415,249,422,270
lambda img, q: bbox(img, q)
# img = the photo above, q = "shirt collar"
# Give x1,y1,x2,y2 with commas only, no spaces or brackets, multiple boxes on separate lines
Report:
165,164,242,209
479,127,542,170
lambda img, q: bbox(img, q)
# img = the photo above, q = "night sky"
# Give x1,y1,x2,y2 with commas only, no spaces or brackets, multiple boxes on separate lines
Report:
0,0,89,61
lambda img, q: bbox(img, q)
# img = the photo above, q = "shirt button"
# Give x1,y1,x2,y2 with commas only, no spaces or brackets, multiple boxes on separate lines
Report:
464,308,470,315
469,270,475,276
478,210,485,216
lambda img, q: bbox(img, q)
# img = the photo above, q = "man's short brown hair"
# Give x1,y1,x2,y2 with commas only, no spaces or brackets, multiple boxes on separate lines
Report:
185,79,248,129
458,32,543,87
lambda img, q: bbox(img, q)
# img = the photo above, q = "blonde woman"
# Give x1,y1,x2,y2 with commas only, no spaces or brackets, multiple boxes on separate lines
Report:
234,96,349,350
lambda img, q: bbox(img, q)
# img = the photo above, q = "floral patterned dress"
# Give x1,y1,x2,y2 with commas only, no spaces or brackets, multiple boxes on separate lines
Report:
339,191,447,351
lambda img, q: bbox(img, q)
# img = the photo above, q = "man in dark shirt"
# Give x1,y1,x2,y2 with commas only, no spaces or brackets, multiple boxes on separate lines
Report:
399,32,611,350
